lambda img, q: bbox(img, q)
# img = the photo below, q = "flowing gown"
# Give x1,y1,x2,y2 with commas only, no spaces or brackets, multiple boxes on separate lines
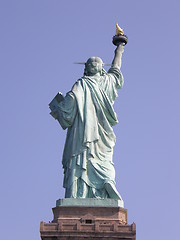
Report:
56,67,124,199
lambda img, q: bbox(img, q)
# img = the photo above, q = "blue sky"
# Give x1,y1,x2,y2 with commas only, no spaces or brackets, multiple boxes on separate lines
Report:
0,0,180,239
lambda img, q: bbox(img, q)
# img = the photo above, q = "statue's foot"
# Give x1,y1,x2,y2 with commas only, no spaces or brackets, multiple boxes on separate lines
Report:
104,182,123,201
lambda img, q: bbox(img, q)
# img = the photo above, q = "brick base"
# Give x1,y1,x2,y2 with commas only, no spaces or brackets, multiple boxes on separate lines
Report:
40,203,136,239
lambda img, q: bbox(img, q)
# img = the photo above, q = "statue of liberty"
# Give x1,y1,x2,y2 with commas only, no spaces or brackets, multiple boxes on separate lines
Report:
49,24,127,201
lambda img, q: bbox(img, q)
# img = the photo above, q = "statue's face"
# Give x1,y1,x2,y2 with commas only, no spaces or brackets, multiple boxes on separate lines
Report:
86,57,103,76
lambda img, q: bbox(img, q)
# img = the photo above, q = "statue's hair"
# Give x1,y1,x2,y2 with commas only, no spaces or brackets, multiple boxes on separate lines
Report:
84,57,107,76
84,67,107,76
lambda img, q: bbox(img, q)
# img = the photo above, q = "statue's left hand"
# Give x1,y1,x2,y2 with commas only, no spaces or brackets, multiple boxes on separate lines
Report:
50,110,58,120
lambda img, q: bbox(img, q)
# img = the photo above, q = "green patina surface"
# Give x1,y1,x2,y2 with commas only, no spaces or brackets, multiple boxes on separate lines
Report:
49,44,125,204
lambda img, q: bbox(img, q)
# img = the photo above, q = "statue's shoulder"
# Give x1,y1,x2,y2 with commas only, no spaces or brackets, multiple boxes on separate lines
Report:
108,67,121,74
71,77,85,92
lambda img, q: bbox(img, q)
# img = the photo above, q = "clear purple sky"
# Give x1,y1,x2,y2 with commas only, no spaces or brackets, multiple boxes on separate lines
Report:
0,0,179,239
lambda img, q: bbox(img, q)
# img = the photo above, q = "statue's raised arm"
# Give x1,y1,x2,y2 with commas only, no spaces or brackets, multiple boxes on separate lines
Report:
112,23,128,69
112,44,124,69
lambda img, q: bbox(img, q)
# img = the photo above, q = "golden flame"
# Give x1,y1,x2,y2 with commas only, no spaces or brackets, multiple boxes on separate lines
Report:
116,23,124,35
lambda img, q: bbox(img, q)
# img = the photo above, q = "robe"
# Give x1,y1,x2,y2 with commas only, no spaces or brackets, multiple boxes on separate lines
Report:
57,67,124,199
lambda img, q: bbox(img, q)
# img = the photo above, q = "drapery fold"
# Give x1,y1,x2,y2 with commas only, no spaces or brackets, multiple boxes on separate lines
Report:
56,67,124,199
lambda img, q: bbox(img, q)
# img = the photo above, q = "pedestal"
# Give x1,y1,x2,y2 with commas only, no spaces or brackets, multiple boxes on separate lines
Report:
40,199,136,240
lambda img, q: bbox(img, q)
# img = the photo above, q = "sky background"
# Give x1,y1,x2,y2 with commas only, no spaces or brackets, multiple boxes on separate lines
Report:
0,0,180,239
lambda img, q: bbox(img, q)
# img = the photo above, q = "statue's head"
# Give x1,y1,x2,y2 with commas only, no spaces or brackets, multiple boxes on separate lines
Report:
84,57,104,76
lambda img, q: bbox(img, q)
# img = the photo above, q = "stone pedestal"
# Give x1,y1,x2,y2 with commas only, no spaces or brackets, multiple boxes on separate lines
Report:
40,199,136,240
